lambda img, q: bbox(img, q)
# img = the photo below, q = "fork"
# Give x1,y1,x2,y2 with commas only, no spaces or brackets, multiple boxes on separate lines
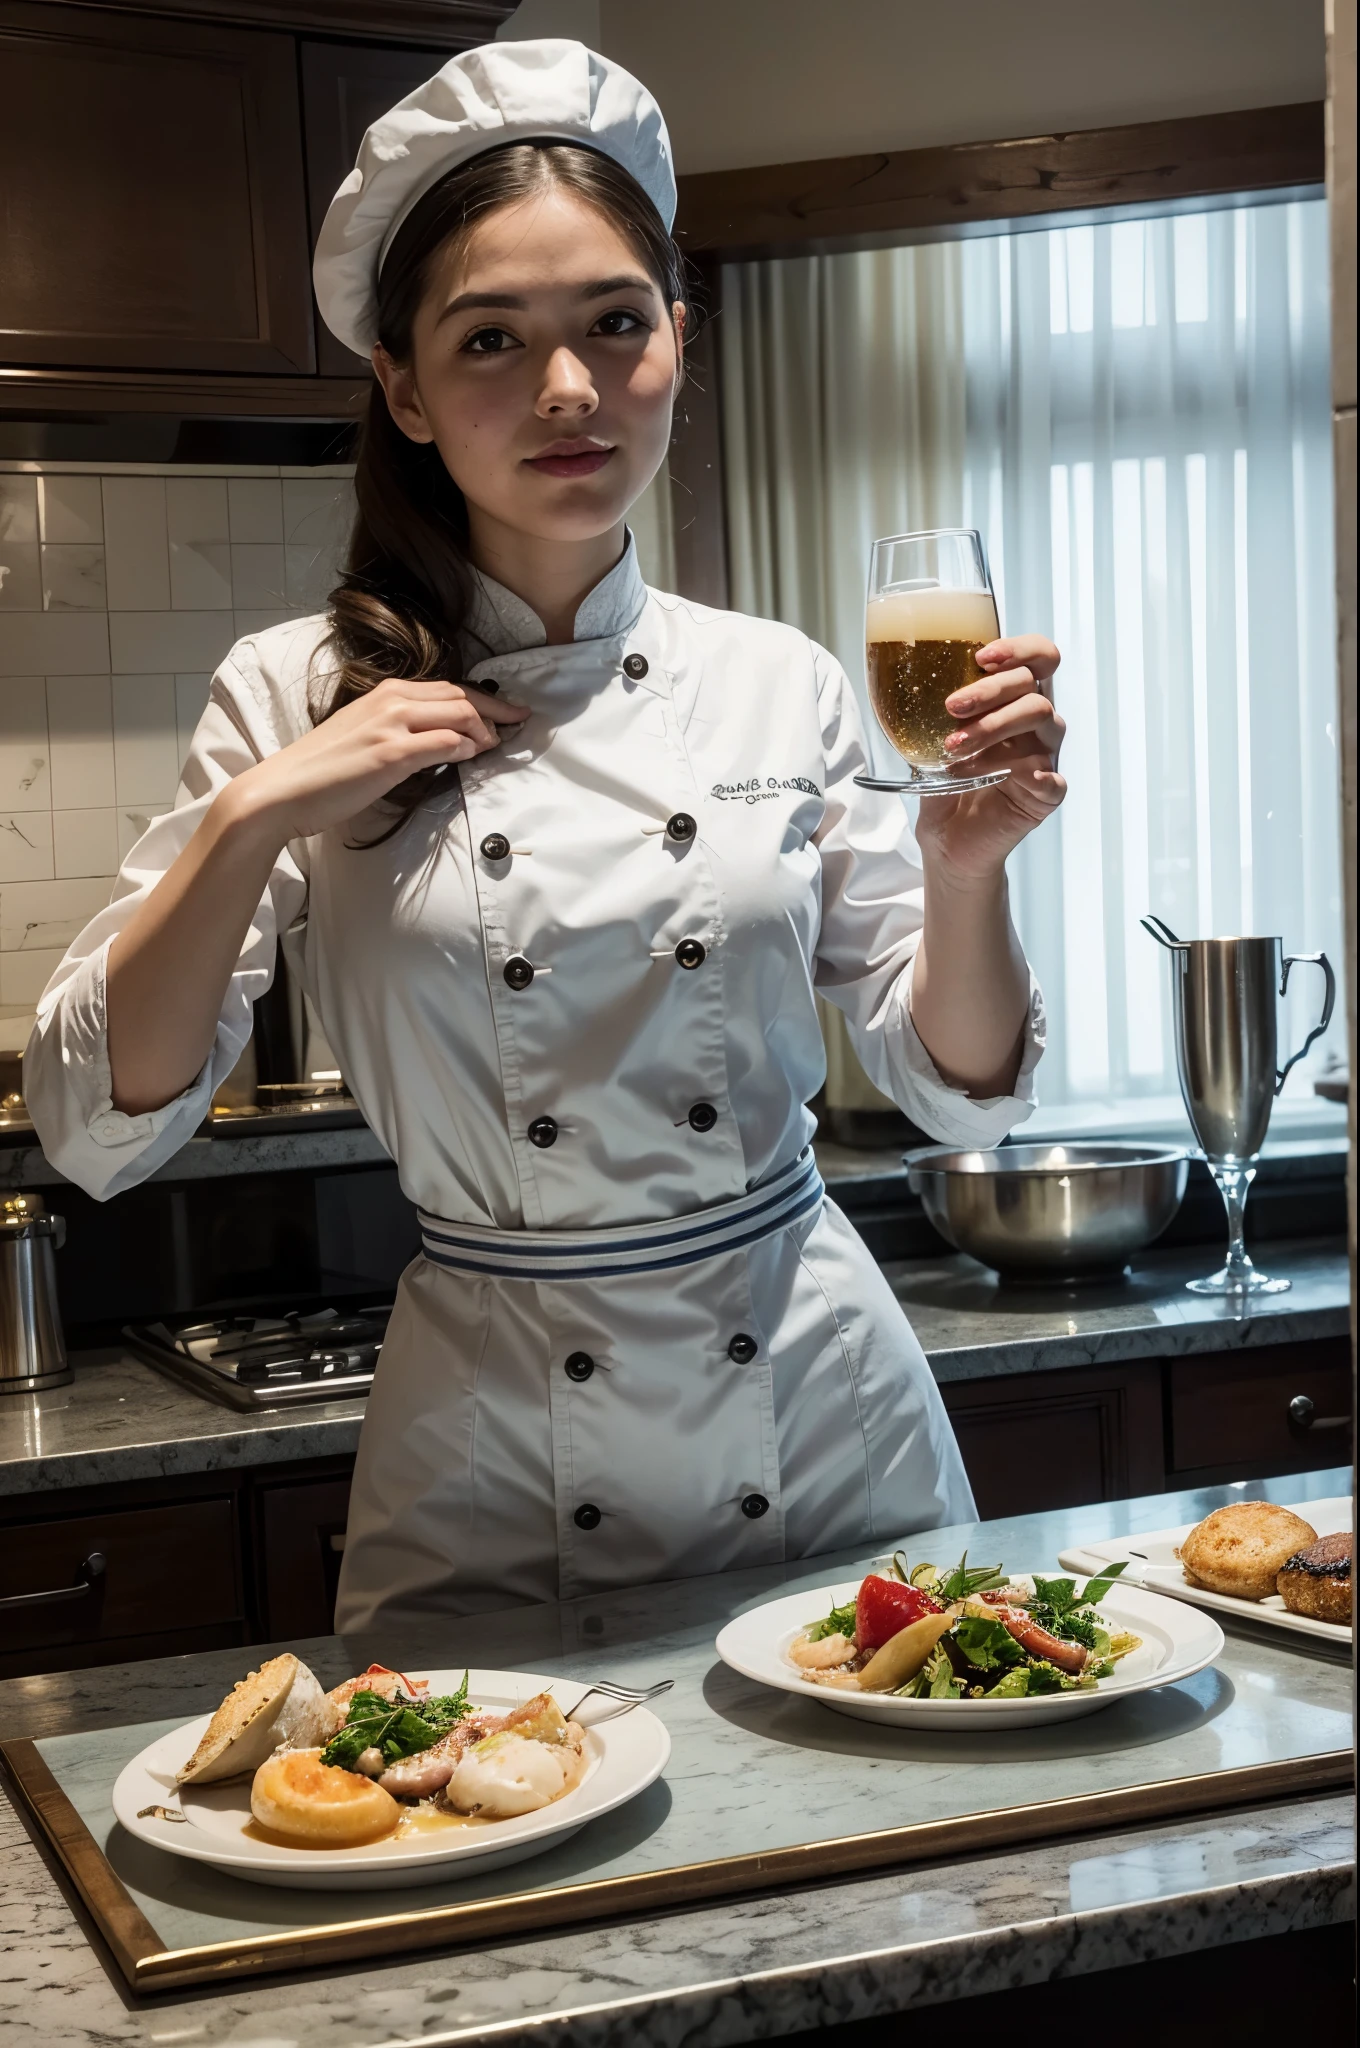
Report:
561,1678,674,1725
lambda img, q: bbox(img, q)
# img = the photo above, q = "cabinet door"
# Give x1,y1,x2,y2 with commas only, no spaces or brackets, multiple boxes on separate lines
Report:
0,1497,242,1678
300,41,451,374
255,1474,352,1638
941,1362,1164,1520
0,1,313,373
1167,1339,1353,1482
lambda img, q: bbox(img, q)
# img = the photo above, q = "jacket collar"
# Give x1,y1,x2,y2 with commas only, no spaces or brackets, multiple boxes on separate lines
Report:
462,531,649,662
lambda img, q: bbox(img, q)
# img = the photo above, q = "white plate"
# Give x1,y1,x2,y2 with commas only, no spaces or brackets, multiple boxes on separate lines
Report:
1058,1496,1353,1646
716,1574,1224,1727
112,1670,670,1890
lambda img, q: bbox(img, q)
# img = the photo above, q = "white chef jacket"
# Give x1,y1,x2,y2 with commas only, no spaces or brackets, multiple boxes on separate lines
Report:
27,538,1044,1626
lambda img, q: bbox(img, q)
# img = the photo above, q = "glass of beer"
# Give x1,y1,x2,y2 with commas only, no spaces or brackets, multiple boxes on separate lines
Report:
855,529,1011,795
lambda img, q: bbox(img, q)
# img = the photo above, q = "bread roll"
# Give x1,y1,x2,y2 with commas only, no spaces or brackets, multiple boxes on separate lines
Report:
1277,1533,1352,1624
251,1750,400,1846
177,1654,340,1785
1177,1502,1317,1601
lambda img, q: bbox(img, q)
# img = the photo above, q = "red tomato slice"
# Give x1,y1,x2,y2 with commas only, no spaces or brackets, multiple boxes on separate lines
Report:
854,1575,944,1653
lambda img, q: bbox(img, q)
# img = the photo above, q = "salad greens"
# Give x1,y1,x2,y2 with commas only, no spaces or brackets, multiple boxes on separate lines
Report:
805,1596,858,1643
320,1675,471,1771
891,1550,1009,1601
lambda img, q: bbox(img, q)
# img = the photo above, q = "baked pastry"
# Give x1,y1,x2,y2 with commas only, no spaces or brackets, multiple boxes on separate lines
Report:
1277,1532,1353,1624
250,1750,400,1846
1177,1502,1317,1601
177,1654,340,1785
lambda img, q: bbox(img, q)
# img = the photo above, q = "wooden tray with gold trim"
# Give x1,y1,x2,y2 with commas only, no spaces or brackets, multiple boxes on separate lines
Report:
3,1731,1351,1995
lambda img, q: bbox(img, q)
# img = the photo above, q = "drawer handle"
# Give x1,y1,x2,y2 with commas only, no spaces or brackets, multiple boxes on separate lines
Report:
0,1550,106,1612
1288,1395,1351,1433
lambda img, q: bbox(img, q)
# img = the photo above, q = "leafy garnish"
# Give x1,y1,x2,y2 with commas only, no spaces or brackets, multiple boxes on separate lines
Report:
805,1597,858,1644
1026,1597,1100,1649
1079,1562,1129,1608
1031,1574,1079,1616
938,1553,1009,1602
320,1674,471,1771
952,1615,1027,1672
896,1643,964,1699
1027,1564,1127,1646
985,1667,1030,1698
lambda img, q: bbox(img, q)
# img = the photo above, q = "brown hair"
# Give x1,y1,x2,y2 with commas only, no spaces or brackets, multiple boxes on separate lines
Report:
314,142,691,835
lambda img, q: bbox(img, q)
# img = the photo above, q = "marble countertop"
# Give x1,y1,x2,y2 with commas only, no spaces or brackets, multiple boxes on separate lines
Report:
0,1238,1346,1497
0,1473,1351,2048
2,1121,392,1188
888,1236,1349,1382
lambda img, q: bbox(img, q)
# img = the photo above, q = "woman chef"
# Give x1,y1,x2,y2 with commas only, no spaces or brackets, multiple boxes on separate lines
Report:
26,40,1065,1630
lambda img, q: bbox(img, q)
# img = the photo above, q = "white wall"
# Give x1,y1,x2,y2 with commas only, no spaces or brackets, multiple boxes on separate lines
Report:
0,463,353,1047
501,0,1325,174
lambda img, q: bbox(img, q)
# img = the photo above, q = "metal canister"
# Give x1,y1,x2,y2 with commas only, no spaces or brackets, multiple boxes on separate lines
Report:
0,1193,71,1394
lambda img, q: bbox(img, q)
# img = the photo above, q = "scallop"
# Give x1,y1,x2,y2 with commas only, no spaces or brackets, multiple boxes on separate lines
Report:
446,1731,573,1818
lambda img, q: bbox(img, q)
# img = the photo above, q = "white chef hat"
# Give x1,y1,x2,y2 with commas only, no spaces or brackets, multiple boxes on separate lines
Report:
313,38,676,358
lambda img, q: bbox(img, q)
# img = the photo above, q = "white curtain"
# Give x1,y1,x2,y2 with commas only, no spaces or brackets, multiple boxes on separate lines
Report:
629,459,676,591
720,245,966,1115
721,199,1343,1126
721,243,964,675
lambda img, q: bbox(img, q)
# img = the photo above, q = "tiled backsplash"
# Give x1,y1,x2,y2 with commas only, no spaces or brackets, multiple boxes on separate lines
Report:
0,463,354,1050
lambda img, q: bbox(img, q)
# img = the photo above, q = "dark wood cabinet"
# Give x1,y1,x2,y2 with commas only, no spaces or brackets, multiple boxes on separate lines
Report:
941,1361,1165,1521
253,1471,352,1638
0,1458,354,1678
0,0,516,414
300,39,450,375
0,1484,244,1678
0,1,314,375
1165,1338,1353,1485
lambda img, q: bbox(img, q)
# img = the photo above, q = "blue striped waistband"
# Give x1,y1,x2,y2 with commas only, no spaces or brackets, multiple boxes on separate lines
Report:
417,1150,824,1281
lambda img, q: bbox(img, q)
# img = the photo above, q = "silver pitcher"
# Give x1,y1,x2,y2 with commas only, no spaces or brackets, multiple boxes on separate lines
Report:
1142,919,1335,1295
0,1192,71,1394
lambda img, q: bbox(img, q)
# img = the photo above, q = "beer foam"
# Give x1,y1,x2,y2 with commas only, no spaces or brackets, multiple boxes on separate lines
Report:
866,588,999,644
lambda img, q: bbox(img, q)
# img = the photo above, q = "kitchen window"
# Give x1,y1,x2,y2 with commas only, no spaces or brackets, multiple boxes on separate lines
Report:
719,197,1344,1135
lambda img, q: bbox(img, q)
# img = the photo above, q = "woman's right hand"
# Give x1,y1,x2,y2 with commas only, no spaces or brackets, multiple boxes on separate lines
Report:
224,678,530,844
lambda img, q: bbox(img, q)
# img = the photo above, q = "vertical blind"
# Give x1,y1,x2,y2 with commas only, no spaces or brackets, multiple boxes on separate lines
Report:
721,199,1342,1123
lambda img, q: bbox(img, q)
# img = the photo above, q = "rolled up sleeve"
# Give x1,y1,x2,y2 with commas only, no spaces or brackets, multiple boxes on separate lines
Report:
23,650,308,1200
811,643,1045,1149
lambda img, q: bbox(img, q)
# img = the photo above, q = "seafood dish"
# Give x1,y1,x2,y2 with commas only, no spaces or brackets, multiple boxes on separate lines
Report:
786,1552,1142,1701
179,1655,587,1849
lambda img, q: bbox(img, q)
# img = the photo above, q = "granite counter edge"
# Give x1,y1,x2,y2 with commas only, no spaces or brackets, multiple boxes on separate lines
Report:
925,1301,1351,1381
0,1413,366,1497
465,1852,1355,2048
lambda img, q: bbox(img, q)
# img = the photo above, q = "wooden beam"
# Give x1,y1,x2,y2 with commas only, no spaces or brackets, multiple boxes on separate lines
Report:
42,1,516,45
0,368,369,418
675,103,1326,259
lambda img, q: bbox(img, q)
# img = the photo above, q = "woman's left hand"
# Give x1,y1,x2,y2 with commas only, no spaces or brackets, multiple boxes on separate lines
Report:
912,634,1066,882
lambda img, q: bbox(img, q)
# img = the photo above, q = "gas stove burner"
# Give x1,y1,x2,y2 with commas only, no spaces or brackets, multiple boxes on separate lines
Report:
124,1304,392,1410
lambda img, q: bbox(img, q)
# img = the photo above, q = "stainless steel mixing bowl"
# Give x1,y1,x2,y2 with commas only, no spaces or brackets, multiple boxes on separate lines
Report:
905,1143,1189,1279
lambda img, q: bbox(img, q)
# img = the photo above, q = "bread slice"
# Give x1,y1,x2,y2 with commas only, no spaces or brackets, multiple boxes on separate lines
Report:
177,1653,339,1784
